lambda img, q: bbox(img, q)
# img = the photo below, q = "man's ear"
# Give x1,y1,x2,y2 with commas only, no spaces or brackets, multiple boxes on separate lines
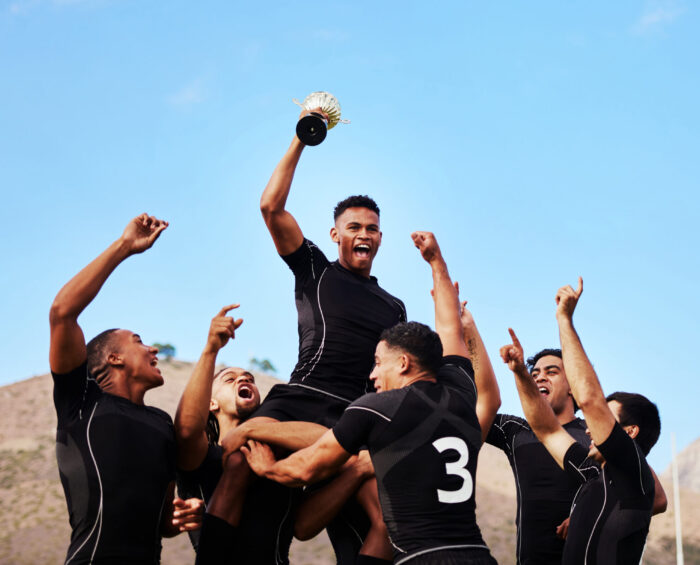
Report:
330,226,339,244
209,399,219,413
107,352,124,367
399,353,411,375
624,424,640,440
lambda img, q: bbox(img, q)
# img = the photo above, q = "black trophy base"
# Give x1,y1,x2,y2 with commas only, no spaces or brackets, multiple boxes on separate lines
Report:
296,112,328,146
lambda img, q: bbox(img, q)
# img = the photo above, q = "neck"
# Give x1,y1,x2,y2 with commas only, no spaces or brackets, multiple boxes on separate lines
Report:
401,371,436,388
555,406,577,426
217,413,241,441
100,378,146,405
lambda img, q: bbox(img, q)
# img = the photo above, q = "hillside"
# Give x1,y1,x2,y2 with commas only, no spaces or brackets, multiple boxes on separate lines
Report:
0,360,697,564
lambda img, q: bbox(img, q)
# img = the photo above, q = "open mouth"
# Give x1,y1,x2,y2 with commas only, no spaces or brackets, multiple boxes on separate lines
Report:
237,384,255,400
150,358,159,367
538,387,550,396
353,244,371,258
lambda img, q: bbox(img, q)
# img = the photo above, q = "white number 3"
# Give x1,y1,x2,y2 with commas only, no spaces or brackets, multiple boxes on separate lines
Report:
432,436,473,504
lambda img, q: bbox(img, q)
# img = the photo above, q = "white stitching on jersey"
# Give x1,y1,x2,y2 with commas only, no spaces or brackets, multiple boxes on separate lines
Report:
345,405,391,422
298,267,328,381
306,240,317,280
442,363,477,398
511,434,523,565
66,402,103,564
395,544,490,564
635,446,646,495
392,298,407,321
584,466,608,564
288,382,352,404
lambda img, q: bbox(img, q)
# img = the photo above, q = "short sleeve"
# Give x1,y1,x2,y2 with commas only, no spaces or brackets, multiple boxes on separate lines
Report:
563,441,600,485
437,355,477,402
486,413,526,453
333,395,390,455
52,362,101,428
597,422,654,496
280,238,331,282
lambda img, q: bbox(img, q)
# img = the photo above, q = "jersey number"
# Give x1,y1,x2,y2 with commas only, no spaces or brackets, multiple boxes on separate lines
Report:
432,436,473,504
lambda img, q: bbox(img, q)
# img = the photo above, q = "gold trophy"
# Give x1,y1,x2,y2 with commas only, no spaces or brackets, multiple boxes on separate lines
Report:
294,92,349,146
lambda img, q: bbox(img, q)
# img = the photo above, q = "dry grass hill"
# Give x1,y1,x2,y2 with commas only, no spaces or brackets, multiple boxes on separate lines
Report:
0,359,697,564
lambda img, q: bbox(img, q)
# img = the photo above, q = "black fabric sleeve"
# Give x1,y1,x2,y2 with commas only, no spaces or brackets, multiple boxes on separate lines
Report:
280,238,331,281
563,441,600,485
597,422,654,496
485,413,521,453
437,355,477,400
52,362,101,428
332,396,388,455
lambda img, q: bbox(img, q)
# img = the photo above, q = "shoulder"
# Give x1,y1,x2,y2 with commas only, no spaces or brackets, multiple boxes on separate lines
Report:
346,390,405,421
146,405,174,425
492,413,530,432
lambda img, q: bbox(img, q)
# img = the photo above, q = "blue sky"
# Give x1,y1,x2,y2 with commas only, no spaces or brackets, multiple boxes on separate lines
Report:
1,0,697,471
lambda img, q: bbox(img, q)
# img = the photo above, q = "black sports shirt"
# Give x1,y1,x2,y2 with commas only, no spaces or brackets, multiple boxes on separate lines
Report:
333,356,491,564
282,239,406,403
486,414,589,565
53,362,175,565
562,422,655,565
176,444,296,564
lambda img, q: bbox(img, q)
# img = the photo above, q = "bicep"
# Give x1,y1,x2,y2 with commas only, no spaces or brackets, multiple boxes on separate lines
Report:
175,432,209,472
264,210,304,256
49,318,87,374
538,427,577,470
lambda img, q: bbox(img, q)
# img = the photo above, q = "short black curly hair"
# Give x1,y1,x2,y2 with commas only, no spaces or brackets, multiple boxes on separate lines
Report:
379,322,443,376
333,195,380,220
86,328,120,385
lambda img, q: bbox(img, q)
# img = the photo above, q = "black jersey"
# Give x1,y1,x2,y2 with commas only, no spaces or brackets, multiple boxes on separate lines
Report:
52,362,175,565
281,238,406,403
176,443,297,564
486,414,589,565
562,422,655,565
333,356,492,564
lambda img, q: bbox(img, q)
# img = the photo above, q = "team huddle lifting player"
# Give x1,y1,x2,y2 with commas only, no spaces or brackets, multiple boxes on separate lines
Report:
501,278,663,564
242,231,501,565
49,215,203,565
210,107,406,564
175,306,386,565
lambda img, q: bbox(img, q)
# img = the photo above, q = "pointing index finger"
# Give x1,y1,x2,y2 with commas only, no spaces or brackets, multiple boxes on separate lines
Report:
576,276,583,297
217,304,240,317
508,328,522,349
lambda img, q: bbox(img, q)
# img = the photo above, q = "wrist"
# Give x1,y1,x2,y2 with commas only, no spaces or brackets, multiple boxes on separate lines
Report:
201,345,220,357
113,237,134,260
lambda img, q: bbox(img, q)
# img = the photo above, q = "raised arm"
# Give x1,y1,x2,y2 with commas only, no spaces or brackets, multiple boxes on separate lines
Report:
260,109,327,256
241,429,351,487
174,305,242,470
460,300,501,440
49,214,168,374
555,278,616,447
501,329,575,469
411,231,467,356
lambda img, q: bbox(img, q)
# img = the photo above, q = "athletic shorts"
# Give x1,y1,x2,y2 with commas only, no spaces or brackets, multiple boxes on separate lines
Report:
398,548,498,565
254,383,349,427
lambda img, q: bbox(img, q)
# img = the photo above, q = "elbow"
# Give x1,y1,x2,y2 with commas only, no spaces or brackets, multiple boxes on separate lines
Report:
653,492,668,515
293,519,318,541
49,297,74,326
260,196,280,221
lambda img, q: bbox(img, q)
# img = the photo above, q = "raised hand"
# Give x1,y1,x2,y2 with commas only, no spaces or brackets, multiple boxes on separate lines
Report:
411,231,442,263
500,328,527,375
171,497,204,532
120,213,169,255
298,106,329,121
205,304,243,353
555,277,583,321
241,440,277,477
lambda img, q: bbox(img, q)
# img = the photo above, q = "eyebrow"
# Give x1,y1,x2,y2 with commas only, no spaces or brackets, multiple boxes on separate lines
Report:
542,365,560,371
132,334,141,340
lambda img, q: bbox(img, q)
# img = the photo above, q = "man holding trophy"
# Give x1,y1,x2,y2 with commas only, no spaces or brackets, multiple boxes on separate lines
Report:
205,93,405,565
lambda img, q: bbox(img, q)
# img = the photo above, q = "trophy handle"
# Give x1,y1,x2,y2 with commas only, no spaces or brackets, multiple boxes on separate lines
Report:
296,112,328,146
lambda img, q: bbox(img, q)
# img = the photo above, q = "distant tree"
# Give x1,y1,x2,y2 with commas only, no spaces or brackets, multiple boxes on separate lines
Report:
153,343,176,361
249,356,277,374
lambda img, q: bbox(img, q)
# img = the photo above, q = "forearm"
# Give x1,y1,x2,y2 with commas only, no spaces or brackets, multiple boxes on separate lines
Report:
295,458,369,540
50,238,131,323
513,364,560,436
464,322,500,436
245,421,328,452
260,138,305,216
431,256,461,336
175,349,218,441
557,316,605,410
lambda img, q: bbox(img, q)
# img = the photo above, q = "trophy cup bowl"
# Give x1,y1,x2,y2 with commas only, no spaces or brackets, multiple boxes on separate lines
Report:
294,91,349,146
